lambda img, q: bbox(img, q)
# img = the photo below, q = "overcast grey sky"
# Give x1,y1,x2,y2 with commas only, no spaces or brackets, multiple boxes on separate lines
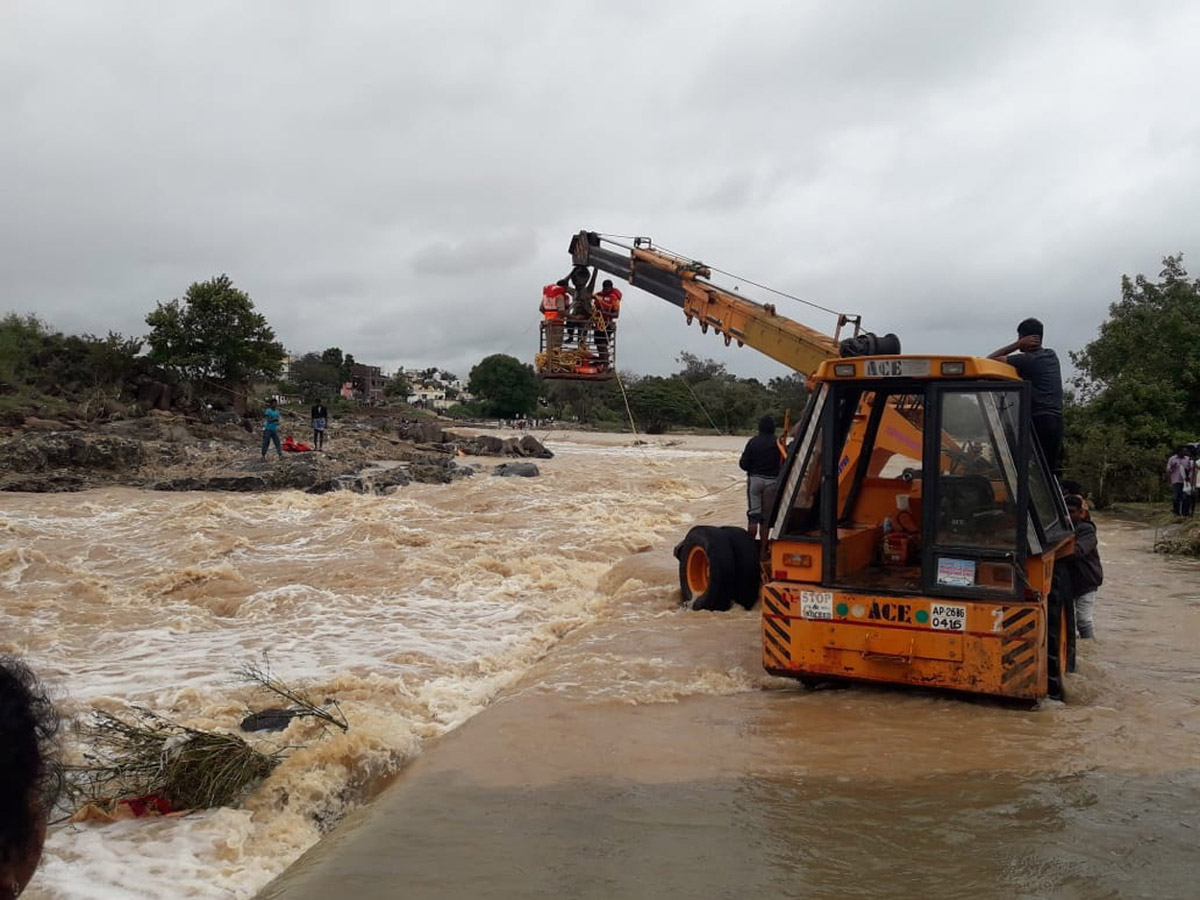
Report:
3,1,1198,382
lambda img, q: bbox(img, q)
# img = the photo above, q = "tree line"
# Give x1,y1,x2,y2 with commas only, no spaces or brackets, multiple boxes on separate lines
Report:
457,351,809,435
1064,255,1200,506
3,259,1197,504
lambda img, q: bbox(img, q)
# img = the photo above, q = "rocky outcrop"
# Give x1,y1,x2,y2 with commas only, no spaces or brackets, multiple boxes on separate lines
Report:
2,415,519,494
396,422,553,459
307,464,413,496
0,433,148,493
408,458,475,485
0,432,145,472
152,474,269,492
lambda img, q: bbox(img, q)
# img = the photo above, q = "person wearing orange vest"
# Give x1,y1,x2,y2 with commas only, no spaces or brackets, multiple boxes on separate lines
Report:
541,279,569,353
593,279,621,369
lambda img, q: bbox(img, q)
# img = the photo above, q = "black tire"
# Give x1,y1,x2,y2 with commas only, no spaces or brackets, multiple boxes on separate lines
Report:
1046,564,1076,700
720,526,762,610
675,526,737,611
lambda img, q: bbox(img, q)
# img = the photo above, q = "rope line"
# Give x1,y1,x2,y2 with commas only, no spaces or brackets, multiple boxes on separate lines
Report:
678,376,724,435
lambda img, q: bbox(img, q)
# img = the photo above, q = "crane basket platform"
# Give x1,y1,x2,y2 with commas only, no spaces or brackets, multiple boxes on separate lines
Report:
535,316,617,381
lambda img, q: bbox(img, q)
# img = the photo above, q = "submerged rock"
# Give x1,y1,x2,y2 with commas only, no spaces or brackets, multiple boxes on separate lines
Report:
240,708,306,733
493,462,540,477
152,474,269,492
409,458,473,484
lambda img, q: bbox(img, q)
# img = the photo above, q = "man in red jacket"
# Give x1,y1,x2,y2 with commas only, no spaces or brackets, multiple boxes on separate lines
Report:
541,279,569,353
593,280,622,369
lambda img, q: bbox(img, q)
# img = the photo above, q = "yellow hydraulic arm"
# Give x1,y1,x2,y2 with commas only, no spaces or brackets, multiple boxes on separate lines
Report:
566,231,899,373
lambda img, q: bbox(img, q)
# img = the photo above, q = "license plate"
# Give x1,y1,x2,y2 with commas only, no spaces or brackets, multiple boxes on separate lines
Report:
929,603,967,631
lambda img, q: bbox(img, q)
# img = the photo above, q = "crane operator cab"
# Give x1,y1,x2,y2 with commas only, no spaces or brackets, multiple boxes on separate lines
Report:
536,264,617,380
761,355,1077,701
676,354,1077,703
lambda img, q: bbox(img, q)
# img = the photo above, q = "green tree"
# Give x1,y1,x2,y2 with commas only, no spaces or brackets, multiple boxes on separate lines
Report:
0,313,143,396
286,352,343,401
468,353,539,417
625,376,695,433
677,352,730,385
768,373,810,423
384,370,412,398
1065,254,1200,501
145,275,284,392
0,313,53,386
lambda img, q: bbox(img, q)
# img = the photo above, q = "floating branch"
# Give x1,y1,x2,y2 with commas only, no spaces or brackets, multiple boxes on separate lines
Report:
238,661,349,733
68,708,281,812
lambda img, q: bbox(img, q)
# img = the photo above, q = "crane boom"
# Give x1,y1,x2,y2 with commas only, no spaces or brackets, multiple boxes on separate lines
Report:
560,231,896,377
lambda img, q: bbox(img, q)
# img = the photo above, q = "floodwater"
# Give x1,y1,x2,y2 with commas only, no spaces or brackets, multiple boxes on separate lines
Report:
3,430,1198,899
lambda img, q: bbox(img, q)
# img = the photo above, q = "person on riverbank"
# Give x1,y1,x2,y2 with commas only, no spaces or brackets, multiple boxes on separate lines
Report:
1064,495,1102,638
1167,447,1193,517
261,400,282,459
989,318,1063,474
740,415,781,540
311,399,329,451
1187,448,1199,517
1,656,63,898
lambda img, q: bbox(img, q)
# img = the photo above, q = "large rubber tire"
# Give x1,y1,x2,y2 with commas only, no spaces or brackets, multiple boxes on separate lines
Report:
720,526,762,610
675,526,737,611
1046,564,1076,700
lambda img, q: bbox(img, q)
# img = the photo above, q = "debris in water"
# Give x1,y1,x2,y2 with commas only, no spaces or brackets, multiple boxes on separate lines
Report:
68,708,282,813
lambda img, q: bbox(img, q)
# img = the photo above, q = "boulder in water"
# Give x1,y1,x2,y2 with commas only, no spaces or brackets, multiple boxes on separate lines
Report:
240,708,305,733
493,462,540,477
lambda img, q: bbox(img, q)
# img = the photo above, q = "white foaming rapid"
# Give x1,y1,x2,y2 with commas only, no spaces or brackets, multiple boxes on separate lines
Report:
2,431,747,899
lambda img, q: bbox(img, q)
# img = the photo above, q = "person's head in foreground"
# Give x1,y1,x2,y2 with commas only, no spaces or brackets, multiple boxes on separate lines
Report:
0,657,62,898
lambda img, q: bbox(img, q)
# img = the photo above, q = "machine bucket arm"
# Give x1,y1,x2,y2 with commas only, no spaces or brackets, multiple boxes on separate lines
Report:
566,231,896,376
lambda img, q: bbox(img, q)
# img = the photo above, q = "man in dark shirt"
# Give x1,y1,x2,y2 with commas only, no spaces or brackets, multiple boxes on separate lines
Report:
739,415,782,539
989,318,1063,474
311,399,329,451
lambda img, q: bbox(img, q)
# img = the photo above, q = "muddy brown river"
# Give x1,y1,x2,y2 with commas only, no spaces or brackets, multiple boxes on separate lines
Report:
3,430,1197,899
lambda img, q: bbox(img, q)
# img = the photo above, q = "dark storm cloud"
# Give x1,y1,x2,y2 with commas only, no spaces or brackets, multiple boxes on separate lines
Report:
2,0,1198,383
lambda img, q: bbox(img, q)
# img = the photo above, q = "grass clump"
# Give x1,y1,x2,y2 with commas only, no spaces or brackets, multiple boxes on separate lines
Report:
1154,517,1200,557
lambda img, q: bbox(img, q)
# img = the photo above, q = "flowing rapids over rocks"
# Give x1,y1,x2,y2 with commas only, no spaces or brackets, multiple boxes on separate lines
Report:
3,432,743,898
3,430,1198,899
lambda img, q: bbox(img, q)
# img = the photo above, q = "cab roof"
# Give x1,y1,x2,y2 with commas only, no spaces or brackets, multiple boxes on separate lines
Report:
811,356,1020,382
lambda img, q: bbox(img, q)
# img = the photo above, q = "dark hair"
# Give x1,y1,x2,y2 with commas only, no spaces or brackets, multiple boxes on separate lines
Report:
602,279,613,290
1017,318,1044,338
1060,479,1085,496
555,278,569,288
758,414,776,434
0,657,62,870
1064,494,1084,510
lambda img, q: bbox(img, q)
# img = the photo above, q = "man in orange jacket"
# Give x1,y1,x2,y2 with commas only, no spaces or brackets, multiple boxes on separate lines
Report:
593,279,622,369
541,279,569,352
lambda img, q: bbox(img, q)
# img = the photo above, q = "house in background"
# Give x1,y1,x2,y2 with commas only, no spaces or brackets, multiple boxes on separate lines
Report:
350,363,387,404
402,366,473,410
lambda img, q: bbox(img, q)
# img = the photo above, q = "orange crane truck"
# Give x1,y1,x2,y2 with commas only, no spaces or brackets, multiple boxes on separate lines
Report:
540,231,1078,702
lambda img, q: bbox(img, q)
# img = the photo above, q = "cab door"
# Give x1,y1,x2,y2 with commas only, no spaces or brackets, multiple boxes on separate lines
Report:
920,382,1030,601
